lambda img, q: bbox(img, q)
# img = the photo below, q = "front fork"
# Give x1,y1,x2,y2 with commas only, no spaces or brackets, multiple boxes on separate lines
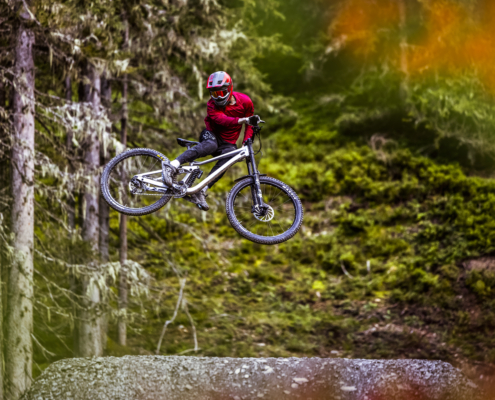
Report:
245,139,265,212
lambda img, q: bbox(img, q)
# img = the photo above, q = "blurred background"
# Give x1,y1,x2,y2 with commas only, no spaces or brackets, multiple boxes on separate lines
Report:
1,0,495,397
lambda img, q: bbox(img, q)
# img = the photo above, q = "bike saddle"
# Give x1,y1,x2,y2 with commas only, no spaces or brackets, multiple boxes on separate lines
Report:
177,138,199,149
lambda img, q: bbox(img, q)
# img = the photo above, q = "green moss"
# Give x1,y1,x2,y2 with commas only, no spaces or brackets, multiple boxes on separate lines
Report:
33,121,495,372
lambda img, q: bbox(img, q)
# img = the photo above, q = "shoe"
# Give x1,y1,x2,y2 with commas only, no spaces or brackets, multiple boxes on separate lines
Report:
184,187,209,211
162,161,178,187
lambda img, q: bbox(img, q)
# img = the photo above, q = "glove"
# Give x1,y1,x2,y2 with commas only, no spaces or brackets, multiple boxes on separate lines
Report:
248,115,260,126
239,116,261,126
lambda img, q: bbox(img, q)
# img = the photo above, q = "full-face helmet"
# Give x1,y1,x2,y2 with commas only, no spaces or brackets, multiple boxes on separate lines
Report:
207,71,233,107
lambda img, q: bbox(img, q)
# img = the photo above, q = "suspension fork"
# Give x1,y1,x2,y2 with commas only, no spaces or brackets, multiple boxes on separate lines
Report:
246,139,264,209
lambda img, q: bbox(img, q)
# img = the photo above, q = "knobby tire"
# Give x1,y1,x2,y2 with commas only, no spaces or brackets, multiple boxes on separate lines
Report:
226,176,303,245
101,148,172,216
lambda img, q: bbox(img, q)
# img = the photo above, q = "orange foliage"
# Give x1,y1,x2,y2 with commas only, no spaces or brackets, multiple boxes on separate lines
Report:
331,0,400,57
331,0,495,91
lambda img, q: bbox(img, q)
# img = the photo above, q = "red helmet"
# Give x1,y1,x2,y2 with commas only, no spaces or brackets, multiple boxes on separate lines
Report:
207,71,233,107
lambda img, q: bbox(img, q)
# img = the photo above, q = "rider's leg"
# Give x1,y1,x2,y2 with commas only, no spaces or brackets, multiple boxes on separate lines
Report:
182,137,235,211
162,130,218,187
175,130,218,165
206,141,237,189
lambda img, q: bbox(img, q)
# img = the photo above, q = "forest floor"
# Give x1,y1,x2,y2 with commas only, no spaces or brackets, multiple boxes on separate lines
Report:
43,110,495,394
104,195,495,393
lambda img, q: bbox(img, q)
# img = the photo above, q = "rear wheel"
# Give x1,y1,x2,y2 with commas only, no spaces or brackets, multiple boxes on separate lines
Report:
101,148,173,216
226,176,303,245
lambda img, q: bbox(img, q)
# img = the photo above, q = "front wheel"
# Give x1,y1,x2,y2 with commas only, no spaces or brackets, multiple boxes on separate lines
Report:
226,176,303,245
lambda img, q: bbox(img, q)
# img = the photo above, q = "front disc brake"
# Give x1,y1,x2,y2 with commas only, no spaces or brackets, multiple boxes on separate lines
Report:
253,205,275,222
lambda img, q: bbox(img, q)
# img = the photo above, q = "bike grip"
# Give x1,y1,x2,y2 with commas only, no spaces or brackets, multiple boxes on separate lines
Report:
248,115,259,126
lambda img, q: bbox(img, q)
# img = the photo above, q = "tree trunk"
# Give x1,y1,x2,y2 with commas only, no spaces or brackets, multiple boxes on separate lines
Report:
65,74,75,231
22,356,483,400
0,246,3,400
6,17,35,400
99,72,111,263
0,69,5,400
0,70,4,391
1,76,11,400
118,16,129,347
65,73,79,355
78,61,103,358
99,71,111,350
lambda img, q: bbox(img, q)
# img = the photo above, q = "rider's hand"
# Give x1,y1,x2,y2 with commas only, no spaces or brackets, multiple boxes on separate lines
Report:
239,116,261,126
248,115,260,126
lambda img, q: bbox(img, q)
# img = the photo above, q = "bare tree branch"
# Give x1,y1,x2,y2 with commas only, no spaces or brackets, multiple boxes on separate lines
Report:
155,278,186,355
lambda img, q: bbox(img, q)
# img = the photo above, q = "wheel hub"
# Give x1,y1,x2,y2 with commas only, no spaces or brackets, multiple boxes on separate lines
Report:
129,177,144,194
253,205,275,222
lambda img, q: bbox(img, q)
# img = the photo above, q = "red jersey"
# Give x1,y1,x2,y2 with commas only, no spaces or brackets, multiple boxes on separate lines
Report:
204,92,254,144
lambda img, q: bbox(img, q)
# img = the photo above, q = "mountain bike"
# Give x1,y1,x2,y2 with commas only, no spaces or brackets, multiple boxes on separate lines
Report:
100,116,303,245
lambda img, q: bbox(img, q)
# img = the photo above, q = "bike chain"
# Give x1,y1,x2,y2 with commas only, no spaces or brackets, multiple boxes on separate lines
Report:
134,192,170,197
130,175,186,197
131,183,183,198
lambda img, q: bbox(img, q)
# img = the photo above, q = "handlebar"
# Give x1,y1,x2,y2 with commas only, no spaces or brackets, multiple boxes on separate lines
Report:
248,115,265,127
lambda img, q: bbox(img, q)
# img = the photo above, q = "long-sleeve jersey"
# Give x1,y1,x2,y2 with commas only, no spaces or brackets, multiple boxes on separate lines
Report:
204,92,254,144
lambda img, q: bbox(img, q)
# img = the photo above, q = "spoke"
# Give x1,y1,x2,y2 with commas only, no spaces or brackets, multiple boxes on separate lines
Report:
267,188,285,203
273,210,295,218
272,199,294,209
149,158,159,173
268,222,275,237
137,156,146,175
247,219,259,229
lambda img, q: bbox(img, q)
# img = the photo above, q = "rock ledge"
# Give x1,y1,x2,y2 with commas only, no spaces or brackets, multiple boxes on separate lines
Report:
23,356,482,400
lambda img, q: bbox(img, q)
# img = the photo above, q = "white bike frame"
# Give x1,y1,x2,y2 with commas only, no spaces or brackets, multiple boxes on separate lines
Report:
133,146,249,195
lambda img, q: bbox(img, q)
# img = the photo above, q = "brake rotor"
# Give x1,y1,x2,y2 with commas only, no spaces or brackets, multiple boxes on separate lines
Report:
253,205,274,222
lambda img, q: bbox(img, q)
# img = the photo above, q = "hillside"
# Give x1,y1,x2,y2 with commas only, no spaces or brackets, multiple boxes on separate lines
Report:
64,117,495,388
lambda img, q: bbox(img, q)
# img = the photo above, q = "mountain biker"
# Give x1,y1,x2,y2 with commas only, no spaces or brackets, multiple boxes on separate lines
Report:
162,71,255,211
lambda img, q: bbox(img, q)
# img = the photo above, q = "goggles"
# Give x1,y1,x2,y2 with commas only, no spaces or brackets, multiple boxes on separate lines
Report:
210,89,229,99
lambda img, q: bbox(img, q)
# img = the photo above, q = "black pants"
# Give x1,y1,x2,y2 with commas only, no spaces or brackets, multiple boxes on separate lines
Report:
176,129,237,189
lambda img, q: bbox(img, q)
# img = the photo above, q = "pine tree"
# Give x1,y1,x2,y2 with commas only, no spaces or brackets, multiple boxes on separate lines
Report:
118,12,129,346
78,60,104,357
6,0,36,397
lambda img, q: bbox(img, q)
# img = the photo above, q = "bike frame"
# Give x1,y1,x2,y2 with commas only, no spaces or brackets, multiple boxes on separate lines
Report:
134,129,263,204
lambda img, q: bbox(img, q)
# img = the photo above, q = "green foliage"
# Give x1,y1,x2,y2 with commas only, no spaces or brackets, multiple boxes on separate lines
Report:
80,125,495,368
3,0,495,382
409,74,495,160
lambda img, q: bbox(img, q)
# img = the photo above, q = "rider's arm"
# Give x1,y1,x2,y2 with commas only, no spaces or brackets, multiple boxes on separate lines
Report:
207,102,240,127
242,99,254,144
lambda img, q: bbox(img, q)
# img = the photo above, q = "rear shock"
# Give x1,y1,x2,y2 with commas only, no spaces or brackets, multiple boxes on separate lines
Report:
185,169,203,187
